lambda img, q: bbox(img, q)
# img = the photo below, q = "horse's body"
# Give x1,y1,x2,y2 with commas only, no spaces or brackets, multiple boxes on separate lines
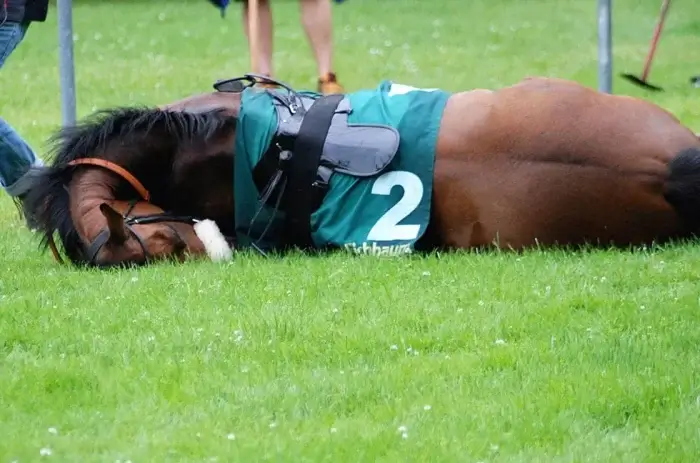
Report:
24,75,700,267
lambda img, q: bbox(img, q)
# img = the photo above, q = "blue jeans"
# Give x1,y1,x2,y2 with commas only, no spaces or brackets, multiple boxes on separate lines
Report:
0,21,44,197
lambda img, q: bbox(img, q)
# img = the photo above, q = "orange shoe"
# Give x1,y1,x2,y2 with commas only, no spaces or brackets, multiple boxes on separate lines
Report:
318,72,344,94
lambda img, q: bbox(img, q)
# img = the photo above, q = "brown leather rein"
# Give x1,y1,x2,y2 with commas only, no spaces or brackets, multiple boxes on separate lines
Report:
48,158,197,266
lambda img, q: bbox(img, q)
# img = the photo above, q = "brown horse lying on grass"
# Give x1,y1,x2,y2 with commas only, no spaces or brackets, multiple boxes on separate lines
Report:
21,74,700,267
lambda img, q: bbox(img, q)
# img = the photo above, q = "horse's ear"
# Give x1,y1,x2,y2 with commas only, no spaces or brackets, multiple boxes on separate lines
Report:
99,203,128,244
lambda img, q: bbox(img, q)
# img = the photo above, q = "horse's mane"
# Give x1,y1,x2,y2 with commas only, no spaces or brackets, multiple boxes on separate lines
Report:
50,106,232,167
22,105,236,265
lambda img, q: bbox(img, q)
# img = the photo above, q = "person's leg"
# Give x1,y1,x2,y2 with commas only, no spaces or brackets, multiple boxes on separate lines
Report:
298,0,343,94
0,117,43,196
0,22,44,199
241,0,274,77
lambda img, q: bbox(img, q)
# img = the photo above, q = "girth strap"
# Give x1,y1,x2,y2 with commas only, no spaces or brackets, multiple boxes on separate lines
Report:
284,93,345,249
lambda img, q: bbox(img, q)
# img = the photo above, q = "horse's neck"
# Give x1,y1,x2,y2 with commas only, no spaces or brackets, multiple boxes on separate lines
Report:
157,91,241,231
167,89,239,188
169,130,237,232
163,90,241,201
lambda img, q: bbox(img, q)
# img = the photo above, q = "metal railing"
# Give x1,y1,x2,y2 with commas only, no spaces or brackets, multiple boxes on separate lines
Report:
57,0,76,127
598,0,612,94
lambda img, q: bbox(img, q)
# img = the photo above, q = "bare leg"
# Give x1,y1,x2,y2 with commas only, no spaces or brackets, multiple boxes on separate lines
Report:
298,0,333,76
298,0,344,93
241,0,274,76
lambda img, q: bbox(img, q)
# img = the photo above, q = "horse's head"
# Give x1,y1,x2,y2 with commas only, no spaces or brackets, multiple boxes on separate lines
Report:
23,160,233,268
84,199,217,267
21,88,243,268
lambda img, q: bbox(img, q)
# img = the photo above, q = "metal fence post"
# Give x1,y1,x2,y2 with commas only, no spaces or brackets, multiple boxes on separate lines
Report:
57,0,77,126
597,0,612,93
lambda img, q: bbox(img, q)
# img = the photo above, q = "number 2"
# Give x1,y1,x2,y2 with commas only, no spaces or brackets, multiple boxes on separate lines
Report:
367,171,423,241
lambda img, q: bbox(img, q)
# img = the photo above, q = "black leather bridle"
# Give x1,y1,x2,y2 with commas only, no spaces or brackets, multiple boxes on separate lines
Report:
84,199,200,266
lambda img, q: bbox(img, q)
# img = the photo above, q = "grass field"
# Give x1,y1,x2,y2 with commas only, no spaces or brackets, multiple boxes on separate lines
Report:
2,0,700,461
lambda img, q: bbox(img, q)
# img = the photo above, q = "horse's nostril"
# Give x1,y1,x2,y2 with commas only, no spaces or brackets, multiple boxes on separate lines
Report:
174,238,188,256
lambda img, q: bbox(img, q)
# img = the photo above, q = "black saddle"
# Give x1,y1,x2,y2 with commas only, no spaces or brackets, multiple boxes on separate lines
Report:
214,74,401,250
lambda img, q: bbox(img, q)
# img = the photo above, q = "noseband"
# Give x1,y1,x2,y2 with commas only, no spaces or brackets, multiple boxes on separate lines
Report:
48,158,200,266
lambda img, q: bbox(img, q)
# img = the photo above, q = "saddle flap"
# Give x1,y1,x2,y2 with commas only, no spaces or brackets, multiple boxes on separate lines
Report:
322,119,399,176
273,95,399,177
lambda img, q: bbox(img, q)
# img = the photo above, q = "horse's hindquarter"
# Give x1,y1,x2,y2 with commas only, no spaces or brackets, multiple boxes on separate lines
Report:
432,77,700,249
